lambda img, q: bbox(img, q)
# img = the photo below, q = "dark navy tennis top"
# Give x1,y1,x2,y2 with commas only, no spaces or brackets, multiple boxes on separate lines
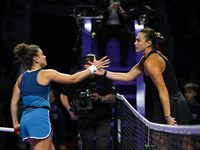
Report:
20,69,50,109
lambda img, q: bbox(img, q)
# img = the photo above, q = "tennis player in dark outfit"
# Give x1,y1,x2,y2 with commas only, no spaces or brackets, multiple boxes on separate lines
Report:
60,54,116,150
97,27,191,125
143,50,191,124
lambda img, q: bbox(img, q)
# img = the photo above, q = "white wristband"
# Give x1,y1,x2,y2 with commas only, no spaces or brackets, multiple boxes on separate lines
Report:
88,65,97,75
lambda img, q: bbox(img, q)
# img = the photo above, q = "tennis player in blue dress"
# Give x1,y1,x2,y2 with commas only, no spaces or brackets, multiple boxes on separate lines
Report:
10,43,109,150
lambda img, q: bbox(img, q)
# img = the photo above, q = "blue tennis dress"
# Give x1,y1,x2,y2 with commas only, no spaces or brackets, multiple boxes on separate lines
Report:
19,69,52,141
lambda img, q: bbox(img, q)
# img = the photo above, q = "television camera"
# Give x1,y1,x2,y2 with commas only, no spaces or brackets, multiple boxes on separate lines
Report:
70,82,97,116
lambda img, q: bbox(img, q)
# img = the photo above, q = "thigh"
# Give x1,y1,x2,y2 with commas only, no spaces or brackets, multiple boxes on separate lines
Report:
95,119,111,150
28,135,55,150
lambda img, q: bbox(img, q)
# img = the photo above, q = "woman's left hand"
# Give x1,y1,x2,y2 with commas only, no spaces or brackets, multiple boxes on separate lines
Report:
166,116,177,125
89,56,110,70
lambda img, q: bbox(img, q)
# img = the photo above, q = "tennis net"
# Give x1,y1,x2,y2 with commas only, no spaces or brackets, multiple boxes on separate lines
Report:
114,93,200,150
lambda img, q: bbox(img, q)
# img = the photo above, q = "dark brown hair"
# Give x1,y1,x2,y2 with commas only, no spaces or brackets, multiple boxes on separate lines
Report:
140,27,164,50
82,54,99,65
13,43,40,69
183,82,198,93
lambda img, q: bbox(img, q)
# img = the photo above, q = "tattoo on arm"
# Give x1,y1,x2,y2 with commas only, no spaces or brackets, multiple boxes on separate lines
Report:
101,94,116,103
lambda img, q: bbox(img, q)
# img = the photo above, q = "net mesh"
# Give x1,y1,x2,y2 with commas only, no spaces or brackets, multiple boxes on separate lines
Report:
116,94,200,150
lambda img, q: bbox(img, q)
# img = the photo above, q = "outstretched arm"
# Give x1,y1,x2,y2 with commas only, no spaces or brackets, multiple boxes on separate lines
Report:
96,56,145,83
38,56,110,85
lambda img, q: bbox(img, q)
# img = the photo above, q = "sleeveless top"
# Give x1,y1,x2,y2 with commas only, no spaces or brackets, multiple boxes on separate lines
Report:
143,50,179,103
143,51,191,124
20,69,50,109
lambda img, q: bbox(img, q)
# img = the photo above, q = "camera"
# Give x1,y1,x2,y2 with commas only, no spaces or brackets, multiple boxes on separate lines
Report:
70,82,97,116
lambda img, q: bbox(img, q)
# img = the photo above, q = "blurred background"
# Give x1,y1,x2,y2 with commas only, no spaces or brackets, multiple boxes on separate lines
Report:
0,0,200,149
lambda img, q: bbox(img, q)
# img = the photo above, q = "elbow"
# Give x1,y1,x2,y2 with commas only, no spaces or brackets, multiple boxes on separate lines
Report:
125,80,132,83
10,99,17,108
70,72,86,84
124,78,133,83
11,99,15,105
158,87,168,95
70,75,79,84
71,80,77,84
72,79,79,84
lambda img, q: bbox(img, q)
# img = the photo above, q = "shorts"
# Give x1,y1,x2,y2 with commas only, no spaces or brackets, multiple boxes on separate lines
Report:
20,108,52,141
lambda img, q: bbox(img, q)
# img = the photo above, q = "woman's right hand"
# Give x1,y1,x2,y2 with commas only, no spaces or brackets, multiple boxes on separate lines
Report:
90,56,110,70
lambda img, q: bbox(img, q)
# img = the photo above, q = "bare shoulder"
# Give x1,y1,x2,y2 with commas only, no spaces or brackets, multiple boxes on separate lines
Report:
37,69,59,85
40,69,57,72
39,69,68,79
16,74,23,86
144,53,165,74
38,69,59,79
145,53,164,65
138,56,146,65
39,69,58,76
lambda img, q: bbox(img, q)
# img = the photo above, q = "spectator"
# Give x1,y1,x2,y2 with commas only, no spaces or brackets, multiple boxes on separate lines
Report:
96,0,132,67
49,89,67,150
183,82,200,125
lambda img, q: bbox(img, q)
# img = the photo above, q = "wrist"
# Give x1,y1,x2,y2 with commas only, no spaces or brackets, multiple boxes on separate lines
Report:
103,70,107,77
88,65,97,75
165,115,171,121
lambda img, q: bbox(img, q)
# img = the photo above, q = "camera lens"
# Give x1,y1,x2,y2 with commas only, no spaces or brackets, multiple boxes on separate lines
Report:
79,99,88,108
